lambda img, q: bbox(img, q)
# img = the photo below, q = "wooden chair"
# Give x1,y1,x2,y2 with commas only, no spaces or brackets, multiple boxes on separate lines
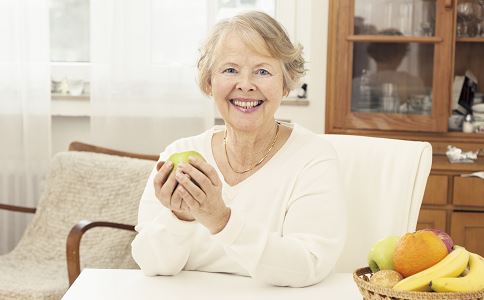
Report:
0,141,158,299
65,142,158,285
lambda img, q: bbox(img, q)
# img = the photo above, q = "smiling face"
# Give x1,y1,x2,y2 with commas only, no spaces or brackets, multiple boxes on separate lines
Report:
209,32,284,133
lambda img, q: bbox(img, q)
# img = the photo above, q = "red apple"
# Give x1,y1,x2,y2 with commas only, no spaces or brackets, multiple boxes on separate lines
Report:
423,228,454,253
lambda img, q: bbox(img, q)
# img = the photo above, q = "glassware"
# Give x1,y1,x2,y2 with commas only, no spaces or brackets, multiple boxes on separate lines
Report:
82,81,90,95
351,42,433,115
476,0,484,36
408,94,432,114
381,83,400,113
354,0,435,37
51,80,62,94
470,2,482,37
462,114,475,133
68,79,84,96
420,21,434,36
359,69,372,108
457,2,474,37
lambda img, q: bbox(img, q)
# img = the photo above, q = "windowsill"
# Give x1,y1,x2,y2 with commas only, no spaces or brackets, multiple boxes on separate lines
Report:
281,98,309,106
51,96,310,117
52,93,90,101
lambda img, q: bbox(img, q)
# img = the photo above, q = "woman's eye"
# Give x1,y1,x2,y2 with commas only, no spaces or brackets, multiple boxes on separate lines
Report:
223,67,237,74
256,69,270,76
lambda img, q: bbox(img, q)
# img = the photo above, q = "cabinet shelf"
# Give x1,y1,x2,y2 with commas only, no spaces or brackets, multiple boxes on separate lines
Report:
456,37,484,43
347,35,443,44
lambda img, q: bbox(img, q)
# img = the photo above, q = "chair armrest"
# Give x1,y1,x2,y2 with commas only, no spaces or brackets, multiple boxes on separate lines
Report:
0,203,36,214
66,220,135,286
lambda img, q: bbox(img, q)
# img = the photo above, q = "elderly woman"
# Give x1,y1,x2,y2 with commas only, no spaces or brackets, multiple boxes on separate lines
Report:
131,11,346,287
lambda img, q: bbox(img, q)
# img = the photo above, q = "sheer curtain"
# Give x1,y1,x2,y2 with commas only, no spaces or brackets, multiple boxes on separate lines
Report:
0,0,51,254
90,0,214,153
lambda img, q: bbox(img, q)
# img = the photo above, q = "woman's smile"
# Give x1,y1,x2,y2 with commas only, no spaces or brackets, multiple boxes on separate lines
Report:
229,98,264,113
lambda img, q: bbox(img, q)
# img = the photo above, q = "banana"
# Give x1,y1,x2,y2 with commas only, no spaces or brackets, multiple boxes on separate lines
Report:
393,246,469,292
430,252,484,292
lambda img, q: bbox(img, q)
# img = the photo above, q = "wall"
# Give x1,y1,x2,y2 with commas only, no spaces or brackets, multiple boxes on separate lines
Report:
51,0,329,155
276,0,328,133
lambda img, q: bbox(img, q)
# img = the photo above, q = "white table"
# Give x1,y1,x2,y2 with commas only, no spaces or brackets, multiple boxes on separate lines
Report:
62,269,362,300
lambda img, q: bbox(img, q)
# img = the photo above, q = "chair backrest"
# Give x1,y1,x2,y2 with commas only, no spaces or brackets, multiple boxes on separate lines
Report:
10,151,155,272
69,141,159,161
321,134,432,272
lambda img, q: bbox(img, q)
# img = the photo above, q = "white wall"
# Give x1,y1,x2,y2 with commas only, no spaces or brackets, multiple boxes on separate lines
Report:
52,116,90,154
276,0,328,133
51,0,330,154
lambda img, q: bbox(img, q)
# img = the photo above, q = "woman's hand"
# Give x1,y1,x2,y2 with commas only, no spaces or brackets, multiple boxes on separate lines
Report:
175,157,230,234
153,160,194,221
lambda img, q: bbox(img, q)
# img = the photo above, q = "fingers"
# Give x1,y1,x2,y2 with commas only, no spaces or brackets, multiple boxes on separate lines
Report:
176,171,204,205
153,161,172,189
156,160,164,172
178,185,201,210
170,186,184,210
160,171,178,200
180,200,189,211
177,163,211,192
153,161,179,207
187,156,222,187
153,160,196,221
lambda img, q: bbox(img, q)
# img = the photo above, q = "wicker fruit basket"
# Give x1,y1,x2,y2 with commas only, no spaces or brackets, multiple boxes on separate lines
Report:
353,267,484,300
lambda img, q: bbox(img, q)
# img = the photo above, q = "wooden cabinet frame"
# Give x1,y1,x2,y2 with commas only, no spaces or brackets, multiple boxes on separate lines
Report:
326,0,454,132
325,0,484,255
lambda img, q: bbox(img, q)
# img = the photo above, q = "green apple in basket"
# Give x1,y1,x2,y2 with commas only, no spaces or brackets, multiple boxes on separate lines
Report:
367,235,400,273
167,151,206,170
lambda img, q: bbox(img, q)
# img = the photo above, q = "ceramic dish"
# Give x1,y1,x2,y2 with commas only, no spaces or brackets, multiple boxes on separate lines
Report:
472,103,484,113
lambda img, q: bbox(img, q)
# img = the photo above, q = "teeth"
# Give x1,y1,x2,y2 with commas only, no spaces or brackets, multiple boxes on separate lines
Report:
233,100,261,108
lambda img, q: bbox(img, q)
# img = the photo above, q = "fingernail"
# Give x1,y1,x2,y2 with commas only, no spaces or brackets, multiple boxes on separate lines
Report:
178,163,186,169
166,161,173,167
188,156,197,163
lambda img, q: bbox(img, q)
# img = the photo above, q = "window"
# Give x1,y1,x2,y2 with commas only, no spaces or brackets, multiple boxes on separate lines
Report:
50,0,89,62
215,0,275,21
49,0,280,102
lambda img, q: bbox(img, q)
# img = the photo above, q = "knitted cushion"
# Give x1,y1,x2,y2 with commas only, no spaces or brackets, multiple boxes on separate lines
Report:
0,151,154,300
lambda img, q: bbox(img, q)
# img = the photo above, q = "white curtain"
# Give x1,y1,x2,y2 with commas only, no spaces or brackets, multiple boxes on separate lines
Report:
90,0,214,153
0,0,51,254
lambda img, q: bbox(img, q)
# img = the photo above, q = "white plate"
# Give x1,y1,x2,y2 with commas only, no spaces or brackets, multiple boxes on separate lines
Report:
474,113,484,121
472,103,484,113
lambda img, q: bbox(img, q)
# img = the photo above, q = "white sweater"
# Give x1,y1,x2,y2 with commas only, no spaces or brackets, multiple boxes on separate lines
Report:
131,123,346,287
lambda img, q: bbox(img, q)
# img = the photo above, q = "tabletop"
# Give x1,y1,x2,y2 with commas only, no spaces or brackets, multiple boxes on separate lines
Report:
62,269,362,300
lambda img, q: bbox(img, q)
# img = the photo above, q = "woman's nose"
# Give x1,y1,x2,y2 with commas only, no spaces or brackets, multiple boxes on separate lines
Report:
236,74,256,93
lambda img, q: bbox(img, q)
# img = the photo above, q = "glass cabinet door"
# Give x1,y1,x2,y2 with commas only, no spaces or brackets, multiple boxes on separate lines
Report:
331,0,454,132
454,0,484,133
351,42,433,115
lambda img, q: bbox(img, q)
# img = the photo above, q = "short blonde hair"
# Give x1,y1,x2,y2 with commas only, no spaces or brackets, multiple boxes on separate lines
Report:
197,11,305,96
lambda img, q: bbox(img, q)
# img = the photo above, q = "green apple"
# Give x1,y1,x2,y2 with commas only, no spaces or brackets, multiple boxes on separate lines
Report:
167,151,205,171
368,235,400,273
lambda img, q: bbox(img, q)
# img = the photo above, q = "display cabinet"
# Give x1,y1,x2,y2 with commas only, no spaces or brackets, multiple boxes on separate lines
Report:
326,0,484,255
417,156,484,256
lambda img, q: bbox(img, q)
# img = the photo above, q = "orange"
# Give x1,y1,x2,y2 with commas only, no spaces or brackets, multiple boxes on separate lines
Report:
393,230,448,278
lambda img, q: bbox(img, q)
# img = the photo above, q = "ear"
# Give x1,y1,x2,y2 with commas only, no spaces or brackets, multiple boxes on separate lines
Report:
206,78,213,96
283,88,289,97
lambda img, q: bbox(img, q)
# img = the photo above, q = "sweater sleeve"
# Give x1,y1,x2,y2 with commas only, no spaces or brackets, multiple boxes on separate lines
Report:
213,157,347,287
131,158,197,276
